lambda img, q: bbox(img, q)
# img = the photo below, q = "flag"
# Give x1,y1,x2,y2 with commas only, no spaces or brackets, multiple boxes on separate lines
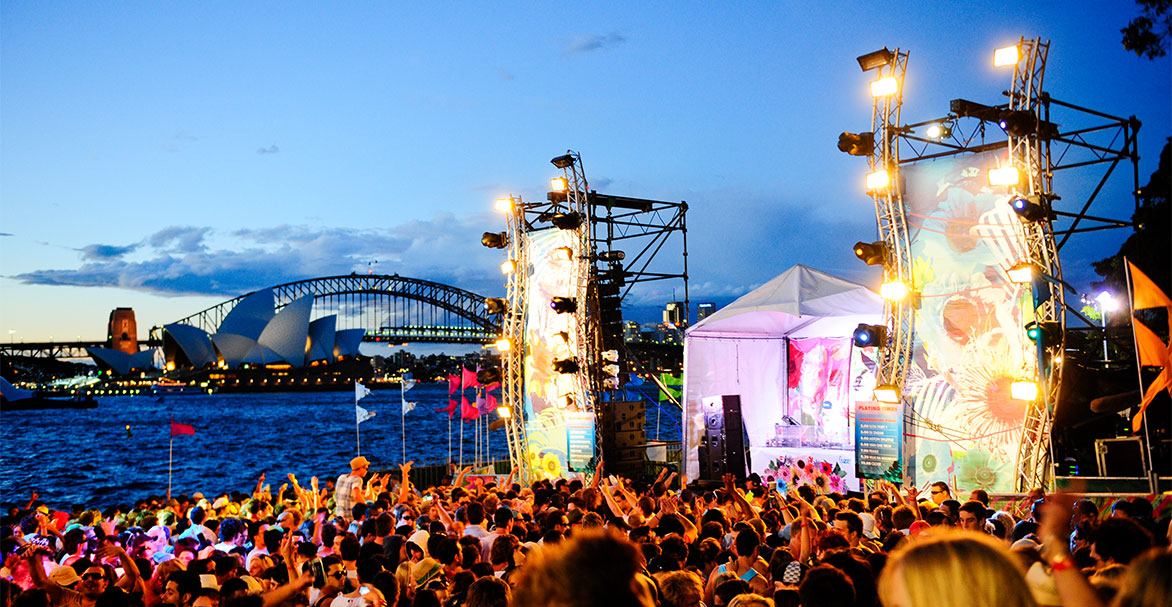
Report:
476,392,492,415
483,382,501,392
659,373,683,402
1129,261,1172,312
463,367,480,389
448,374,461,394
402,378,418,392
461,395,479,420
402,397,417,415
436,399,458,418
355,382,372,401
170,419,195,438
1135,318,1167,368
1127,261,1171,433
356,404,376,424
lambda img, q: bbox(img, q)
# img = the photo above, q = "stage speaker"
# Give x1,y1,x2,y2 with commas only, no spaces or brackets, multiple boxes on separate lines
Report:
697,395,748,482
1096,437,1147,477
721,395,747,481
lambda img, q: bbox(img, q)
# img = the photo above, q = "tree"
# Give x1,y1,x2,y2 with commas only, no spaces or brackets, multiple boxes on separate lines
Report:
1122,0,1171,59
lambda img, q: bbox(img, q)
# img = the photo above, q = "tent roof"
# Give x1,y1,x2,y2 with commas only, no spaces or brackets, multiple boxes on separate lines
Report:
687,265,883,338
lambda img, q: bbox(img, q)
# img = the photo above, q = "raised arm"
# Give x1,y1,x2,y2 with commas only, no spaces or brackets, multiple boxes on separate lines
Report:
24,547,68,605
398,461,414,504
263,571,312,607
589,459,602,489
97,543,141,591
1039,493,1103,607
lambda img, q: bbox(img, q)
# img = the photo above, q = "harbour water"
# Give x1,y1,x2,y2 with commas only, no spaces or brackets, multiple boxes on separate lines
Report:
0,383,681,509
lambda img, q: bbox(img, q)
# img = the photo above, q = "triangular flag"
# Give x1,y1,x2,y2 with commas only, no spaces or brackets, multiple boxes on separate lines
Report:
476,392,492,414
659,372,682,401
448,374,461,395
356,404,376,424
355,381,372,401
1129,261,1172,311
436,399,458,418
484,382,501,392
463,367,480,390
402,397,417,415
1135,317,1169,368
170,419,195,438
1133,364,1172,433
461,395,479,419
402,378,418,392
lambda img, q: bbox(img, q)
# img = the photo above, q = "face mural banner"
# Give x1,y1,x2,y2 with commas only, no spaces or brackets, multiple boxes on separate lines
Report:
901,150,1035,494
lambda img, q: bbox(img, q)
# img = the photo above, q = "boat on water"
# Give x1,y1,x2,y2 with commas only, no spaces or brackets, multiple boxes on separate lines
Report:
147,381,206,396
1,377,98,411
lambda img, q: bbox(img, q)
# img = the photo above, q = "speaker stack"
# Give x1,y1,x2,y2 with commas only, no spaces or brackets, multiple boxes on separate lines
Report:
601,400,646,477
698,395,747,482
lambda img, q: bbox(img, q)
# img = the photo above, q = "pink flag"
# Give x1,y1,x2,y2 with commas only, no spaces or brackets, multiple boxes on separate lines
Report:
448,374,461,394
462,367,480,390
484,382,501,392
170,418,195,438
477,392,492,414
436,399,458,418
461,395,479,420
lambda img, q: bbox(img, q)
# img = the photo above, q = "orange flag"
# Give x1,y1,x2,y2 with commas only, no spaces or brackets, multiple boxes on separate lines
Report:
1129,261,1172,311
1133,363,1171,433
1135,318,1169,368
1128,261,1172,432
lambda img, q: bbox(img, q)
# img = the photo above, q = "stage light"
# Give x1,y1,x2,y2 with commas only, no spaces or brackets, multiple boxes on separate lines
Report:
556,394,574,408
493,337,512,352
854,241,887,266
994,45,1021,67
998,110,1037,137
552,331,569,345
482,231,508,249
870,76,899,97
880,280,909,301
602,349,619,362
873,384,901,404
602,363,620,376
1007,262,1035,284
494,197,514,213
550,176,568,193
552,358,580,374
1009,194,1048,221
484,298,508,315
988,166,1019,186
1025,321,1061,345
551,154,575,169
852,323,887,348
866,169,890,191
857,48,895,71
950,99,1001,122
478,367,502,384
553,247,573,261
603,378,620,389
1010,379,1038,401
837,131,874,156
925,123,952,139
551,212,582,230
550,297,577,314
597,250,626,262
496,406,512,419
500,260,516,274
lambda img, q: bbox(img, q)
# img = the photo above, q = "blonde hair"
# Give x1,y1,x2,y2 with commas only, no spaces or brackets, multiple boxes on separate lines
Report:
512,529,652,607
728,594,774,607
659,571,703,607
878,530,1036,607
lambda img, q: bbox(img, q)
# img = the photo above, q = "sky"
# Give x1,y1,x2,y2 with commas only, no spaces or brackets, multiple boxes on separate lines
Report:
2,1,1169,349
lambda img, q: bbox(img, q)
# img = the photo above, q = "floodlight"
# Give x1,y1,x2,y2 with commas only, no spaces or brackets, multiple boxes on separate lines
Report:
857,48,895,71
602,364,620,376
988,166,1020,186
550,297,577,314
852,323,888,348
493,337,511,352
550,177,568,192
925,123,953,139
870,76,899,97
1007,262,1035,284
547,190,568,203
553,247,573,261
1095,291,1118,312
866,169,890,191
551,154,575,169
496,406,512,419
993,45,1021,67
601,349,619,362
873,384,901,404
551,212,582,230
1010,379,1038,401
999,110,1037,137
556,394,575,408
481,231,508,249
1009,194,1048,221
837,131,875,156
597,250,626,262
500,260,516,274
880,280,909,301
485,298,508,315
950,99,1001,122
494,197,514,213
854,241,887,266
552,358,580,374
603,378,620,389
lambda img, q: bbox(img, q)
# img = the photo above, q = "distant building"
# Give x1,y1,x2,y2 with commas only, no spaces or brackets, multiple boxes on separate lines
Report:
697,302,716,322
623,321,642,343
108,308,138,355
663,302,686,327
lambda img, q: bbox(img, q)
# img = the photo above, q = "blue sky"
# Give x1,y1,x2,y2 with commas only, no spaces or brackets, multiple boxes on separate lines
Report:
2,1,1168,345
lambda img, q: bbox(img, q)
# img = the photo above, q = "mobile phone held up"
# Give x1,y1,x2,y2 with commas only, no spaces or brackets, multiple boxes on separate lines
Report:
309,559,327,588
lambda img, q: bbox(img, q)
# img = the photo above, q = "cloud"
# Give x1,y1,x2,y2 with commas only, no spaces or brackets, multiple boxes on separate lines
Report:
257,144,280,155
590,176,613,190
496,68,515,82
149,226,210,253
80,243,139,261
565,32,626,54
0,232,12,237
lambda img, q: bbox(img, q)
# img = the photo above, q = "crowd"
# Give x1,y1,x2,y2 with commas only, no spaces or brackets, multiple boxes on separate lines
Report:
1,455,1169,607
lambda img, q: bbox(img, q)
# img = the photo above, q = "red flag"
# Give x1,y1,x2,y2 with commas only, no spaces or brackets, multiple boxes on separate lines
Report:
170,420,195,437
484,382,501,392
462,367,480,390
461,395,479,420
436,399,458,418
448,374,460,395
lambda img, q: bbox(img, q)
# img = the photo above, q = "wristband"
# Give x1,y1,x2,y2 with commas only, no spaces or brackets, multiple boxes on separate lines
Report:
1048,554,1075,572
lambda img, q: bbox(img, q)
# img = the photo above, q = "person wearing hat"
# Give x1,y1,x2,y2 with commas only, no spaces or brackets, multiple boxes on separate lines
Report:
412,558,446,592
335,456,370,522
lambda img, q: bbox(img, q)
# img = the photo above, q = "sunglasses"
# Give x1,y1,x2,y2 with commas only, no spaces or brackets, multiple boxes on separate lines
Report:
329,571,347,579
81,573,106,581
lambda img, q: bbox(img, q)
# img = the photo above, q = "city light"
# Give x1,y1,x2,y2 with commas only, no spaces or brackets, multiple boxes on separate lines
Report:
866,169,890,191
994,45,1021,67
987,166,1020,186
870,76,899,97
1010,379,1038,401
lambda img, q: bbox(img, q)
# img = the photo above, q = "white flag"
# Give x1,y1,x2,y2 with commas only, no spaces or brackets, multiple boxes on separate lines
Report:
402,378,417,392
402,397,417,414
356,404,376,424
355,381,371,401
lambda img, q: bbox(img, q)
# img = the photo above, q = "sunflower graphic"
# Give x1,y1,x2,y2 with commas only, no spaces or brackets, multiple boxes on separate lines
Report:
950,332,1030,458
539,452,565,479
956,449,1006,492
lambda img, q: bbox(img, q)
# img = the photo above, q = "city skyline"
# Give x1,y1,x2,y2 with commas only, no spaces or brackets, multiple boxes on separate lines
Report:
2,2,1168,344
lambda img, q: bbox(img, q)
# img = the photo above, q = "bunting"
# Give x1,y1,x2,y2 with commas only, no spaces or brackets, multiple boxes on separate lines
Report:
356,404,376,424
355,382,372,401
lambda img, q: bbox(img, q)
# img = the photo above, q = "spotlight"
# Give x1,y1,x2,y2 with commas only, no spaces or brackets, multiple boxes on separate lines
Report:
602,363,620,376
550,177,568,192
493,337,512,352
857,48,895,71
1010,379,1038,401
998,110,1037,137
853,241,887,266
551,212,582,230
482,231,508,249
477,367,502,384
873,384,901,404
880,280,908,301
484,298,508,315
987,166,1020,186
556,394,574,408
552,247,573,261
852,323,887,348
603,378,620,389
548,190,568,203
1007,262,1035,284
552,358,579,374
837,131,875,156
950,99,1001,122
870,76,899,97
1025,321,1061,345
925,123,952,139
993,45,1021,67
597,250,626,262
550,297,577,314
551,154,575,169
1009,194,1048,221
866,169,891,191
601,349,619,362
496,405,512,419
500,260,516,274
494,197,514,213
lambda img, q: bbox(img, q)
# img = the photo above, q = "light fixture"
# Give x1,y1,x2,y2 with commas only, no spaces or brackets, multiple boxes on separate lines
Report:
993,45,1021,67
552,331,569,345
1010,379,1038,401
1095,291,1118,312
1007,262,1035,284
481,231,508,249
597,250,626,262
925,123,952,139
496,406,512,419
873,384,901,404
950,99,1001,122
550,297,577,314
866,169,891,191
870,76,899,97
1009,194,1048,221
550,177,568,192
880,280,909,301
837,131,875,156
857,48,895,71
601,349,619,362
493,337,511,352
494,197,514,213
602,363,620,376
484,298,508,315
552,247,573,261
853,241,887,266
988,166,1020,186
552,358,579,374
551,154,575,169
998,110,1036,137
500,260,516,274
852,323,888,348
1025,321,1061,344
555,394,574,408
551,212,582,230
